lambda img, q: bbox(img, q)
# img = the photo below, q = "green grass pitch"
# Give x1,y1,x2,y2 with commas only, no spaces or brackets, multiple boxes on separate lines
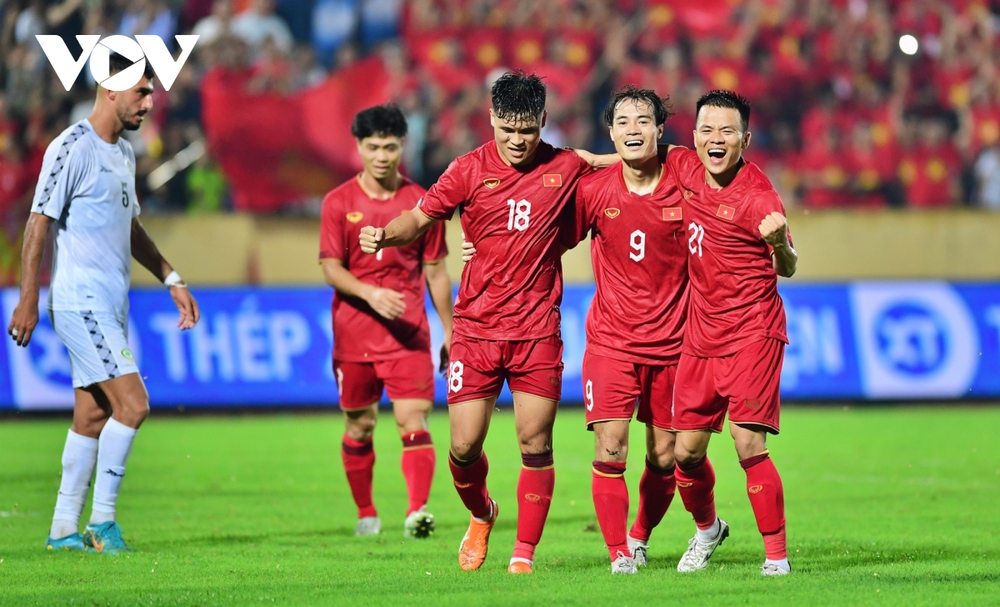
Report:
1,406,998,606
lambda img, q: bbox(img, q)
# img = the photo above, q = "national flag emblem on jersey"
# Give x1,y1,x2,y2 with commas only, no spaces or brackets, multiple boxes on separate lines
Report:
716,204,735,220
604,208,620,218
346,211,363,223
483,178,501,189
543,173,562,187
662,207,682,221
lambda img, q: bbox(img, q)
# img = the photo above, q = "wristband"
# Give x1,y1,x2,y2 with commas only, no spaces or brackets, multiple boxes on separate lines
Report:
164,270,186,288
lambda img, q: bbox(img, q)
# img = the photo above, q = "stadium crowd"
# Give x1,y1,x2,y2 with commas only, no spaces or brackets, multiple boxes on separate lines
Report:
1,0,999,230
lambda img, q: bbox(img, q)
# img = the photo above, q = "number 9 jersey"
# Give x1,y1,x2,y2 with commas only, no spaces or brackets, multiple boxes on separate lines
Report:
563,158,688,364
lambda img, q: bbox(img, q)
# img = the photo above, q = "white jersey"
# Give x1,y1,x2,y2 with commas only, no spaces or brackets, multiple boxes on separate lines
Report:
32,119,140,319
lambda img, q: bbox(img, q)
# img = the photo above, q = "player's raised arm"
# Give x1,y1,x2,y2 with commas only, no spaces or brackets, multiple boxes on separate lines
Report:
131,217,200,329
7,212,54,347
359,207,436,254
759,212,797,278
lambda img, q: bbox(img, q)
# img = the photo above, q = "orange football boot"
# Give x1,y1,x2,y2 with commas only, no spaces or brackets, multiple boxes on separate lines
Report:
458,499,498,571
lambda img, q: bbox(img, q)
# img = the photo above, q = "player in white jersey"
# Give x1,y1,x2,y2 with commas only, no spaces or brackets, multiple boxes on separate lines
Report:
7,54,200,554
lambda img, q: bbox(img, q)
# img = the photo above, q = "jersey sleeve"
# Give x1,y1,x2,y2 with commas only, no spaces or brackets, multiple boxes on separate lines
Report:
319,192,345,261
418,159,468,221
421,218,448,262
128,145,140,219
32,141,89,220
560,187,589,249
665,146,700,190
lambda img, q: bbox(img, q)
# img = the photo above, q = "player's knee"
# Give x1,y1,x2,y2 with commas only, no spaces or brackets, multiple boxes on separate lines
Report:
673,443,706,467
449,441,482,462
116,398,149,428
516,428,553,454
648,442,675,469
347,417,376,440
594,429,628,462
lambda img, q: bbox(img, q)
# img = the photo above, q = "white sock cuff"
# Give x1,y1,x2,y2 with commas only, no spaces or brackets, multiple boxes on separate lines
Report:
67,429,99,449
102,418,138,439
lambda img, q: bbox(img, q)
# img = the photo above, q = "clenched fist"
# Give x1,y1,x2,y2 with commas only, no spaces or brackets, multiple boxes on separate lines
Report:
759,212,789,247
359,226,385,255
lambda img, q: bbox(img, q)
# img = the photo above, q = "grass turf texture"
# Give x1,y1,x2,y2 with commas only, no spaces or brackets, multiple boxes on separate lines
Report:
1,407,998,606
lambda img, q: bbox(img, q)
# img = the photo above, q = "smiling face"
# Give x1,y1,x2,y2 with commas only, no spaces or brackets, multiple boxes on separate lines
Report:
356,134,403,180
610,98,663,163
694,105,750,185
490,109,545,167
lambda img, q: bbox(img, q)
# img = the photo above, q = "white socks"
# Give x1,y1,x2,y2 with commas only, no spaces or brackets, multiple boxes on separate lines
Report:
696,518,722,542
89,418,138,525
49,430,99,539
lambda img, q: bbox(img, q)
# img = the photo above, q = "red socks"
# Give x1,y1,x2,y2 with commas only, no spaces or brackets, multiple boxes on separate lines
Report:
449,450,492,520
512,452,555,562
342,435,377,518
629,459,676,542
401,430,435,516
592,461,629,560
675,456,717,530
741,451,787,560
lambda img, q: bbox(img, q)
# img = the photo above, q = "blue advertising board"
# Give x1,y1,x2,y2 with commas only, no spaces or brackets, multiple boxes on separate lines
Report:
1,282,999,410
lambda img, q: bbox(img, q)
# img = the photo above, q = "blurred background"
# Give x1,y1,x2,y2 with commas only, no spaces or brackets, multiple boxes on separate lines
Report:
1,0,999,409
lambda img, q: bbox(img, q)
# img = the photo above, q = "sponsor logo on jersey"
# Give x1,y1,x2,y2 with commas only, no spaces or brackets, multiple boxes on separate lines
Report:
604,208,621,219
346,211,363,223
748,484,763,494
454,481,474,489
542,173,562,187
121,348,134,360
744,398,760,409
716,204,735,220
524,493,542,502
483,178,501,189
683,189,694,199
662,207,682,221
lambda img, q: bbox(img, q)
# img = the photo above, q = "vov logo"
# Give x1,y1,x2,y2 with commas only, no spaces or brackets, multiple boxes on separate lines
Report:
36,35,199,91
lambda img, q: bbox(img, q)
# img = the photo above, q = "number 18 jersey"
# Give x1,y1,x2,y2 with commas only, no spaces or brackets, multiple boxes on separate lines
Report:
418,141,591,340
564,159,688,364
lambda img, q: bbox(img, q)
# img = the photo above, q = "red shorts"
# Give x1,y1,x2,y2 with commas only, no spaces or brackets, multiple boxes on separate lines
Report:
582,351,676,431
333,352,435,411
672,338,785,434
446,333,563,404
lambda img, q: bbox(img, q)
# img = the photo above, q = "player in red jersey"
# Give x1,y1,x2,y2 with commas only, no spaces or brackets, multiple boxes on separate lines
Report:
667,91,798,576
319,104,453,539
564,87,688,574
359,71,607,574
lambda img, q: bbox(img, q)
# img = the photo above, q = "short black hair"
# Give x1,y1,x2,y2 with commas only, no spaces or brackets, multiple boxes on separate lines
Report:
491,70,546,123
108,52,155,82
696,90,751,132
603,85,674,127
351,104,408,139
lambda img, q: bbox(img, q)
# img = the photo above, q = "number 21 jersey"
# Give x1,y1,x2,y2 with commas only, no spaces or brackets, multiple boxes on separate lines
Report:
669,147,790,357
419,141,591,340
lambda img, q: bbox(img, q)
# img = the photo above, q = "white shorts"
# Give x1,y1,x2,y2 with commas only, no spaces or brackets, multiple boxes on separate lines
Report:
50,310,139,388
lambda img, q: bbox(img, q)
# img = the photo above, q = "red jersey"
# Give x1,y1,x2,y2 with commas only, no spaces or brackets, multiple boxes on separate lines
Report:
565,160,688,365
668,148,789,357
319,176,447,362
418,140,591,340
